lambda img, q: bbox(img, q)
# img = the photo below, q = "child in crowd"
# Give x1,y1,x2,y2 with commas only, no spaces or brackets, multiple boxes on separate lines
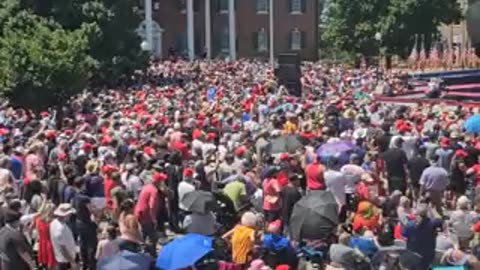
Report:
96,225,119,260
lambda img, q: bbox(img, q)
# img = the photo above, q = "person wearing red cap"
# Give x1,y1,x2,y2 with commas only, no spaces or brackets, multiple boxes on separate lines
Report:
435,137,454,172
178,168,196,214
40,111,49,118
170,137,190,160
234,147,245,157
467,158,480,188
134,171,167,255
191,129,204,158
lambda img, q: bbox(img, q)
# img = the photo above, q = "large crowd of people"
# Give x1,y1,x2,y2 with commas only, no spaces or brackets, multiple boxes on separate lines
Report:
0,59,480,270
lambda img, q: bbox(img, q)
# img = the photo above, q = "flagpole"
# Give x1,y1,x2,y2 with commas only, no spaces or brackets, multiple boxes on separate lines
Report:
269,0,274,68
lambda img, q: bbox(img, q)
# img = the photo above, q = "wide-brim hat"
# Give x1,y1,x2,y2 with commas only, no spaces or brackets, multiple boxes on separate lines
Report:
54,203,76,217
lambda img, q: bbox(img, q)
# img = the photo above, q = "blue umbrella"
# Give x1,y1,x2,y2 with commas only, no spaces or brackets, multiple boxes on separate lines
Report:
156,234,213,270
464,115,480,133
97,250,152,270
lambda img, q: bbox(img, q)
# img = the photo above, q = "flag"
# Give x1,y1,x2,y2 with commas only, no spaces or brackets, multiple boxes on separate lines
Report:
470,47,479,67
462,47,469,67
408,35,418,67
419,35,426,69
429,40,439,69
453,46,460,67
446,46,454,69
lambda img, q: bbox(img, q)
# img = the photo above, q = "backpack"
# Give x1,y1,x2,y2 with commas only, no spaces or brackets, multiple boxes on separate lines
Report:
377,221,395,247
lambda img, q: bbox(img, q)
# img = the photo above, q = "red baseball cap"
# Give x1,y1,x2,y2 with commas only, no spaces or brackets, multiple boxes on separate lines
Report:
152,172,168,183
279,153,290,161
82,142,93,151
234,147,245,156
206,132,216,141
45,130,56,139
183,168,194,177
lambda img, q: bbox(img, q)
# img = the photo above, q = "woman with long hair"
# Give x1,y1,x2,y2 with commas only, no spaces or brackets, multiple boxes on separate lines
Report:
35,202,56,270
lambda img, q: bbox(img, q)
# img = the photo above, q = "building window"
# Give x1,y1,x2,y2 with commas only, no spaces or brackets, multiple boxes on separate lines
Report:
218,0,229,13
290,0,305,14
221,28,229,53
290,29,302,51
256,0,268,13
258,29,268,52
178,0,186,12
178,0,200,13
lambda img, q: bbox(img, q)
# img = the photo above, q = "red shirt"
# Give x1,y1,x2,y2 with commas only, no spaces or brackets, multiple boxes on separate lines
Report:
276,172,289,187
472,164,480,186
134,184,159,224
305,163,326,190
104,177,116,209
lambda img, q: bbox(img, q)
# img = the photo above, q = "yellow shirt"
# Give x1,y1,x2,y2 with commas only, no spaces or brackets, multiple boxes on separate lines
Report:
231,225,255,264
283,121,297,134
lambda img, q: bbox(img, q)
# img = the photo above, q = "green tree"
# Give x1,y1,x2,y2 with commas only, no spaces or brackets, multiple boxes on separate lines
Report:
322,0,383,59
378,0,461,58
0,11,97,110
25,0,146,86
322,0,462,59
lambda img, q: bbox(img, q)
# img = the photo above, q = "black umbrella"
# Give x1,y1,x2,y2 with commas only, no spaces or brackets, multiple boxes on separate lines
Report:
267,135,306,155
289,191,339,241
181,190,215,214
371,246,422,270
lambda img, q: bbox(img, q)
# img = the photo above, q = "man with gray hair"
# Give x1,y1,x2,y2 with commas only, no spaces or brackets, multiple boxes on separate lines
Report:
419,154,449,216
401,204,443,270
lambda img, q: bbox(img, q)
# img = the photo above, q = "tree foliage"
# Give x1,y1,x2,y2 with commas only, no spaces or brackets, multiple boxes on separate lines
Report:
322,0,462,58
0,0,146,109
0,11,97,110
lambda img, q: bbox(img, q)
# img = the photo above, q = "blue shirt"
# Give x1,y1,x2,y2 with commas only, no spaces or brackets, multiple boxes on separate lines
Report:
10,155,22,180
402,219,442,270
349,237,378,258
207,87,216,102
419,165,449,191
435,148,453,172
262,234,295,255
84,173,104,197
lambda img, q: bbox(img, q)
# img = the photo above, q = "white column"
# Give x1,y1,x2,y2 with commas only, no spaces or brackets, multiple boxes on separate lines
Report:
228,0,236,60
205,0,212,59
187,0,195,61
145,0,153,53
269,0,274,67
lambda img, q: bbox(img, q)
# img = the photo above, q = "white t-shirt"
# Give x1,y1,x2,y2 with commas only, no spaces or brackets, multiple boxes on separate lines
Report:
178,181,196,211
50,218,76,263
325,169,347,207
191,139,204,157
